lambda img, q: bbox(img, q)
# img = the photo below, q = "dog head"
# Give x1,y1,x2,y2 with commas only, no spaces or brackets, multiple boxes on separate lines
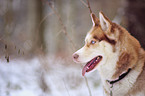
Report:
73,12,140,79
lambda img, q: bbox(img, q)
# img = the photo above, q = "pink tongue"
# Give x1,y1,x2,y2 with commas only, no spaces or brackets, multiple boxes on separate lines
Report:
82,65,88,76
82,58,96,76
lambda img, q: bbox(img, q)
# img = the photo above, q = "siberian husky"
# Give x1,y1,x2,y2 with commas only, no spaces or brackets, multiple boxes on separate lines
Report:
73,12,145,96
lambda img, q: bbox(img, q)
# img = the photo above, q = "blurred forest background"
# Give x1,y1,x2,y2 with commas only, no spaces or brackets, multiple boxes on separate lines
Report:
0,0,144,96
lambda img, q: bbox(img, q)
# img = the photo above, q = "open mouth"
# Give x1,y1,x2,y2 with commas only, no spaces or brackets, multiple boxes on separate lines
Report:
82,56,102,76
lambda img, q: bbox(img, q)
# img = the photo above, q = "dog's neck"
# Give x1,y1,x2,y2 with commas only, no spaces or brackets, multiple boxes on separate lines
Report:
107,68,131,85
98,49,144,96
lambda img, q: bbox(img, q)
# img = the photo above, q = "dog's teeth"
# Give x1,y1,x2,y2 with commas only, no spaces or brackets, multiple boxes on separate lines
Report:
96,59,98,61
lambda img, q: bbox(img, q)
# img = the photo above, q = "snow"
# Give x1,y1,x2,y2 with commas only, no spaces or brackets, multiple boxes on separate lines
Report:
0,56,104,96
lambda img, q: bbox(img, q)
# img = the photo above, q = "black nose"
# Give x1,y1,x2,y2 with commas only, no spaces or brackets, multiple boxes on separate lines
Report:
73,54,79,59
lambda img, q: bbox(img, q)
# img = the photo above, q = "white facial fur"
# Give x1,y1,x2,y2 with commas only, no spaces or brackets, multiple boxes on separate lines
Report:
74,29,120,79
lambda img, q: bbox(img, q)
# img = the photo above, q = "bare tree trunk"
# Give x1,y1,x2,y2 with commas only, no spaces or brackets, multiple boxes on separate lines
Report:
27,0,45,54
125,0,145,49
35,0,46,53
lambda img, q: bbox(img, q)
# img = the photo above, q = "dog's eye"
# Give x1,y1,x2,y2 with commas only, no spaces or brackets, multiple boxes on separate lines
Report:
91,40,96,44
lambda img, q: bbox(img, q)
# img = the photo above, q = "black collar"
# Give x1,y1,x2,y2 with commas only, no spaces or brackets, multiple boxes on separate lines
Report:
107,68,131,85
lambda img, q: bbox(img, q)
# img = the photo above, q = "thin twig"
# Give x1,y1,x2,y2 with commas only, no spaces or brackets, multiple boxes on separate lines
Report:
86,0,92,13
44,0,76,51
63,79,70,96
38,11,54,31
80,0,88,7
80,64,92,96
80,0,92,14
55,29,63,37
84,76,92,96
36,12,54,46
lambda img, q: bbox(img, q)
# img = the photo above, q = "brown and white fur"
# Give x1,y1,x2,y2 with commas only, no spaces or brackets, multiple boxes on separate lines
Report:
73,12,145,96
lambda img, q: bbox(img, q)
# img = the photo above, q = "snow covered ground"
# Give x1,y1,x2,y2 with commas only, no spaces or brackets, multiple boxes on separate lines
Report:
0,56,104,96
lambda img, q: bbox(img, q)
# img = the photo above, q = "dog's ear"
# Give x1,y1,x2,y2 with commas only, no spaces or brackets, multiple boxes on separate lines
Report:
99,12,111,32
91,13,99,26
